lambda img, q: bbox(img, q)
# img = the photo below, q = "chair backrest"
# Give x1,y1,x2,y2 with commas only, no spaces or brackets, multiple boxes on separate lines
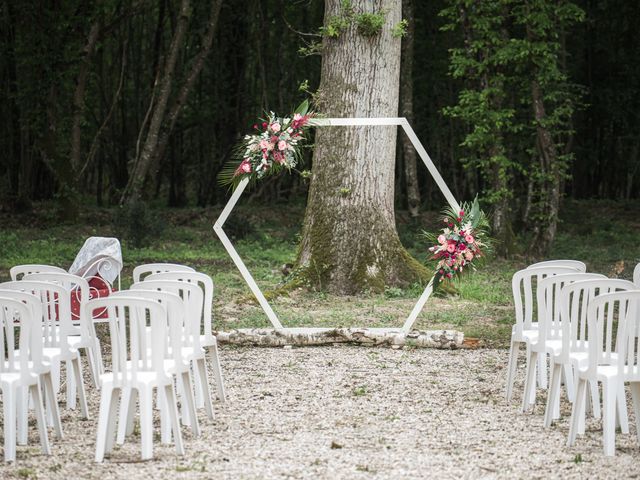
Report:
130,280,203,350
527,260,587,272
537,273,606,345
23,272,90,322
145,271,214,338
0,295,43,374
559,278,638,363
84,297,168,383
586,290,640,378
132,263,195,284
111,288,186,360
0,280,75,348
634,263,640,287
10,264,66,281
511,266,581,338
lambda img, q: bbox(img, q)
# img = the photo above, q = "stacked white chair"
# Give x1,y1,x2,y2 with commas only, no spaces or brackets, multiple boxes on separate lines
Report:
634,262,640,286
506,265,580,404
568,290,640,456
111,287,201,445
89,296,185,462
528,272,607,419
10,265,67,281
0,281,89,418
132,263,195,283
0,296,61,462
130,281,214,420
145,271,226,403
545,278,638,429
22,272,103,389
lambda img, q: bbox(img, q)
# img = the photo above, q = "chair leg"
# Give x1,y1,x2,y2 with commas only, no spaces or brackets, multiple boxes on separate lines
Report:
616,382,629,434
30,381,50,456
197,358,214,420
42,372,63,440
163,384,184,456
602,379,617,456
537,352,547,389
522,351,538,412
104,388,121,455
95,386,115,462
208,342,226,403
117,388,136,445
72,356,89,419
17,386,28,445
630,382,640,443
66,360,76,410
84,346,99,389
159,385,172,445
505,339,520,402
3,384,17,462
139,387,154,461
562,363,575,403
544,360,562,427
180,371,200,437
567,378,587,447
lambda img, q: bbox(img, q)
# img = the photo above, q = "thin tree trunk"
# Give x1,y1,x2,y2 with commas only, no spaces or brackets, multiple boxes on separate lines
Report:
296,0,429,294
400,0,420,218
122,0,191,204
70,20,101,172
151,0,222,169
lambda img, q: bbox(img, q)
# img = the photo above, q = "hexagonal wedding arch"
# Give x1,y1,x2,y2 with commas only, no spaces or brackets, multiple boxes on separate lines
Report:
213,117,461,336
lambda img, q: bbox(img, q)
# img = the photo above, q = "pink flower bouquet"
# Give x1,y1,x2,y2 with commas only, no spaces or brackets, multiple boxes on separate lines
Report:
425,197,491,288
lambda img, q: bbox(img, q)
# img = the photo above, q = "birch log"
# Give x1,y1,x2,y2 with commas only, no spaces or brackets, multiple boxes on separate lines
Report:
214,327,463,349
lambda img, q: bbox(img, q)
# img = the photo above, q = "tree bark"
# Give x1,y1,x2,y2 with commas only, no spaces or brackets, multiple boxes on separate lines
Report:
400,0,420,218
528,79,561,257
122,0,191,204
214,327,463,349
296,0,430,294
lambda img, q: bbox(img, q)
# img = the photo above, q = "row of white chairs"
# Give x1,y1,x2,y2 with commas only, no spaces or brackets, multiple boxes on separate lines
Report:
507,259,640,456
0,263,226,462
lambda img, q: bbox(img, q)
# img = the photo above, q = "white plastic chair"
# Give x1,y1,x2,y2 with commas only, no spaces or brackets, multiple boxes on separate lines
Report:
529,273,606,422
506,265,581,404
132,263,195,283
130,281,214,420
568,290,640,456
10,265,66,281
88,296,185,462
634,263,640,286
523,272,604,413
22,272,103,389
545,278,637,428
0,296,60,462
527,260,587,272
145,271,226,403
0,281,89,418
110,288,201,445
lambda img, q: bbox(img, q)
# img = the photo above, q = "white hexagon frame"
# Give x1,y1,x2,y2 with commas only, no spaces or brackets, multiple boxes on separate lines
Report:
213,117,461,333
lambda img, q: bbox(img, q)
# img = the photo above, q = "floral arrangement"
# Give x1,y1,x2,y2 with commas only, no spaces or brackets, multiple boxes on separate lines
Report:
220,100,313,189
425,197,491,289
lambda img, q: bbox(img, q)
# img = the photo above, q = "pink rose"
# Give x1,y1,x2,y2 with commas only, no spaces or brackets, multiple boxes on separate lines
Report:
446,243,456,253
465,251,474,261
437,234,446,244
259,140,270,150
278,140,287,151
271,122,281,133
293,113,302,121
241,161,251,173
465,234,474,244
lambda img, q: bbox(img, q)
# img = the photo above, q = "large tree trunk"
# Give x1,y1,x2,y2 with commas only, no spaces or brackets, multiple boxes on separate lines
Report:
296,0,429,294
400,0,420,218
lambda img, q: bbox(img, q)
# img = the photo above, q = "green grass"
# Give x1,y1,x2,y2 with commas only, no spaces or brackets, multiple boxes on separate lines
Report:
0,199,638,347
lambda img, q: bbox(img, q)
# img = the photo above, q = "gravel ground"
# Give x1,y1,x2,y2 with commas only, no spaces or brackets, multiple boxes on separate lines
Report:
2,346,639,479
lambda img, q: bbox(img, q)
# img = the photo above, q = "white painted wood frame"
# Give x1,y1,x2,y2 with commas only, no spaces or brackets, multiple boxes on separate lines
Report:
213,117,461,333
